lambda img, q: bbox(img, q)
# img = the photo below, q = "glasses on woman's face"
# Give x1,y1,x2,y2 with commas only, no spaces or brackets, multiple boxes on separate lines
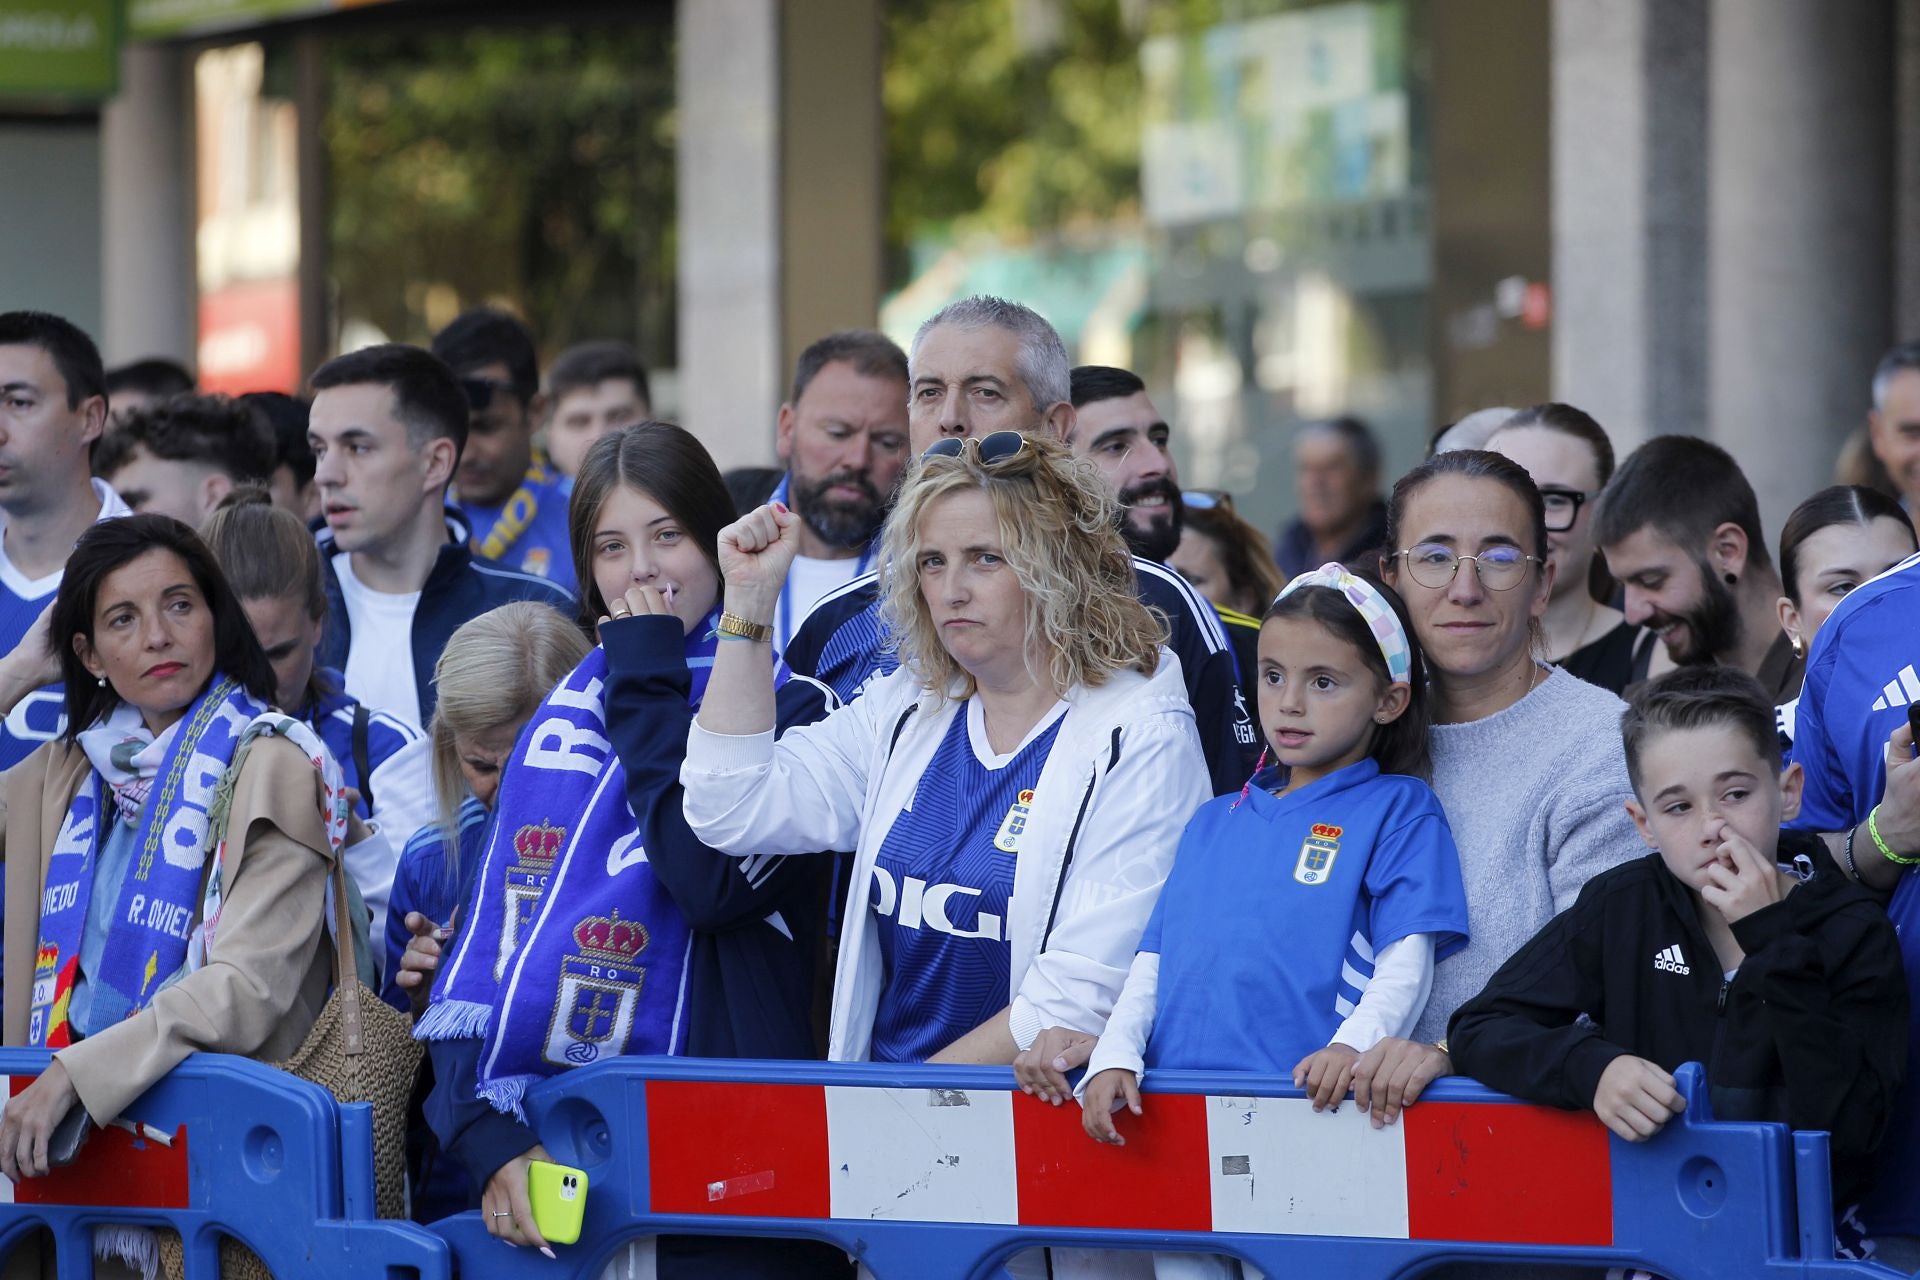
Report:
920,429,1028,466
1393,542,1541,591
1538,487,1589,534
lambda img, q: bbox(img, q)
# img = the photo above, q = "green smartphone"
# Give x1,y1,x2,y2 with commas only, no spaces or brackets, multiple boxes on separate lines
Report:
527,1159,589,1245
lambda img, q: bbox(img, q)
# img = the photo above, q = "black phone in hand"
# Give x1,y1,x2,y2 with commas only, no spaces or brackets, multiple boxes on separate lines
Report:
47,1106,91,1168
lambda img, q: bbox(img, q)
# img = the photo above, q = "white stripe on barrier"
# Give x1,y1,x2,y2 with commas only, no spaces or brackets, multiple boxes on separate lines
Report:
826,1086,1018,1225
1204,1095,1407,1238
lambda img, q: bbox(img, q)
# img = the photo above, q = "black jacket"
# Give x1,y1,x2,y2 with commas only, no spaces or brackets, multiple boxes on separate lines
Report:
1448,834,1908,1209
315,509,575,728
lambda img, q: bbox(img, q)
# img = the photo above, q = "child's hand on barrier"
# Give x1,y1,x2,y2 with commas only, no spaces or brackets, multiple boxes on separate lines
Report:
1592,1055,1685,1142
1293,1042,1360,1112
1013,1026,1097,1106
484,1143,556,1257
1350,1037,1451,1128
1081,1068,1141,1145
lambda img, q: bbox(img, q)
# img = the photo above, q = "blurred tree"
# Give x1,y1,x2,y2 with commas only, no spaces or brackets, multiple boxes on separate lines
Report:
323,20,675,366
883,0,1144,272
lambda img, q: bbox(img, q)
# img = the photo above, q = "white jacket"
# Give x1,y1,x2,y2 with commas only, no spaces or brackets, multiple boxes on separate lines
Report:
681,651,1212,1061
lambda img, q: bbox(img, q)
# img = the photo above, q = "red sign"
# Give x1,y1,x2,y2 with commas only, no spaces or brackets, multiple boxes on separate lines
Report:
197,276,301,396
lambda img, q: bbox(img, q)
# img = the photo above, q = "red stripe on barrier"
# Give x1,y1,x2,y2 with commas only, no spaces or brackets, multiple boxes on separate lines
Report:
1403,1101,1612,1245
646,1081,829,1219
7,1079,189,1209
1011,1091,1211,1232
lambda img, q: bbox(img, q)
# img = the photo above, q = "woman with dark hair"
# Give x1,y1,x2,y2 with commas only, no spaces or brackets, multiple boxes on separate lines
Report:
1487,403,1651,694
418,423,845,1276
1341,450,1642,1126
1773,485,1916,749
1168,491,1285,619
0,515,347,1270
202,489,436,936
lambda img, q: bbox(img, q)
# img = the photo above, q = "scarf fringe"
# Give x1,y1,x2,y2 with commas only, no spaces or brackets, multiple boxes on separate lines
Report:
479,1072,532,1123
94,1224,159,1280
412,997,491,1044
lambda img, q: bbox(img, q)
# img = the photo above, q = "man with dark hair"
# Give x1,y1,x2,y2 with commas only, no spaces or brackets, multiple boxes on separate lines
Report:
1869,340,1920,514
94,393,275,526
0,312,133,765
308,342,571,729
1597,434,1790,687
431,307,574,589
765,329,910,650
1068,365,1182,563
1276,416,1388,578
241,390,319,520
784,297,1258,794
103,357,194,422
543,339,651,481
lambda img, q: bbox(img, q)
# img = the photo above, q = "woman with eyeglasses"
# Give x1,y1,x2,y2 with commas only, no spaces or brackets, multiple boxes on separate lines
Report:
1486,403,1652,695
685,431,1209,1085
1338,449,1642,1127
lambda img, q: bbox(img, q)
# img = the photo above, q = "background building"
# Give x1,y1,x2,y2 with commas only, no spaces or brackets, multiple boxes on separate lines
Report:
1,0,1916,538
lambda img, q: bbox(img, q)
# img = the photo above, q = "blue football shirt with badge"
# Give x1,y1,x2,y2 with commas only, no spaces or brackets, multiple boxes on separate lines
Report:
1140,758,1469,1074
1786,549,1920,1237
867,699,1067,1062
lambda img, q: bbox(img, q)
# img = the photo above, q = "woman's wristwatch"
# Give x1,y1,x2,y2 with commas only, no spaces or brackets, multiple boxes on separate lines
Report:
716,611,774,643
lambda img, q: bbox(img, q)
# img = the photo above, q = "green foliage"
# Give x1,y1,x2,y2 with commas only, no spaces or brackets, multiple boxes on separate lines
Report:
323,21,675,363
883,0,1147,261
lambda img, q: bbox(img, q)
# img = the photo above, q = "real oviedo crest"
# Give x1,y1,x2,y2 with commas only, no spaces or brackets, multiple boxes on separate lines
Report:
543,909,650,1069
497,821,565,981
1293,823,1343,886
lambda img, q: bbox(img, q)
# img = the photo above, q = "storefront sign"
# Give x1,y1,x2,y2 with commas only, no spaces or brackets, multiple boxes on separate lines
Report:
0,0,118,101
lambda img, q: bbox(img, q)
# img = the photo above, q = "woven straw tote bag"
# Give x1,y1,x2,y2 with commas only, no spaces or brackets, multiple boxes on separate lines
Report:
162,847,423,1278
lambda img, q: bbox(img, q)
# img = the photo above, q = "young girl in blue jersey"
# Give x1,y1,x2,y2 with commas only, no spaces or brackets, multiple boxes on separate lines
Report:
1080,562,1470,1155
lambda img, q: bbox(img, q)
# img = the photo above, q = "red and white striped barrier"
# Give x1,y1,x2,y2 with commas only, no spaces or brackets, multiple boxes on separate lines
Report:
646,1081,1614,1246
0,1075,189,1209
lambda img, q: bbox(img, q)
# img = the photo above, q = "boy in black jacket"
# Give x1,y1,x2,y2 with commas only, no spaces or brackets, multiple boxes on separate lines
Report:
1449,666,1907,1223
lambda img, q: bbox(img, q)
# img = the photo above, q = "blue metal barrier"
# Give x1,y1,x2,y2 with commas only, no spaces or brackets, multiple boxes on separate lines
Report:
0,1049,1900,1279
423,1057,1906,1280
0,1048,446,1279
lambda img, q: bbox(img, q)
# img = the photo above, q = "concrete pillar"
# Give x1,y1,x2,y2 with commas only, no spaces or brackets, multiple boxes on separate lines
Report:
100,41,194,367
1708,0,1894,528
676,0,782,470
1549,0,1707,451
1896,0,1920,342
779,0,885,385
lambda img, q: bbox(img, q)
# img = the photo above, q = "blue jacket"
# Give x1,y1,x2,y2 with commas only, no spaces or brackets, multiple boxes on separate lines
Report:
423,618,839,1198
315,509,575,728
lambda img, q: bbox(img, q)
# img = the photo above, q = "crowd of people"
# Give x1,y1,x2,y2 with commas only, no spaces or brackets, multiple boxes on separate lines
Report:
0,295,1914,1280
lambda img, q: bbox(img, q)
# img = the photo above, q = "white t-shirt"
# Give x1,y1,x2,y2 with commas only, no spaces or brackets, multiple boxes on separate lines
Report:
334,552,424,730
777,553,869,651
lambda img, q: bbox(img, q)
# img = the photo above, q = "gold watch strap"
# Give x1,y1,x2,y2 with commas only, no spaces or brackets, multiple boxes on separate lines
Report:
717,611,774,643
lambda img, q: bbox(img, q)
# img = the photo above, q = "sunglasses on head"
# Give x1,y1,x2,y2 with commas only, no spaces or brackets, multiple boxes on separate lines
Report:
1182,489,1236,514
459,378,516,412
920,429,1030,465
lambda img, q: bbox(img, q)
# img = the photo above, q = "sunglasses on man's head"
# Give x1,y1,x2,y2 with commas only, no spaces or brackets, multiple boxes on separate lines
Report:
920,429,1029,465
459,378,516,412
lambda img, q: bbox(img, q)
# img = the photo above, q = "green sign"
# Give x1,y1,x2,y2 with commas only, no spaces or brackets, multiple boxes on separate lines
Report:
0,0,119,101
128,0,390,41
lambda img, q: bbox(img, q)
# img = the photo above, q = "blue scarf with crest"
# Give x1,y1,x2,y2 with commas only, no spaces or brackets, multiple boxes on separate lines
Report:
30,677,266,1048
420,609,762,1116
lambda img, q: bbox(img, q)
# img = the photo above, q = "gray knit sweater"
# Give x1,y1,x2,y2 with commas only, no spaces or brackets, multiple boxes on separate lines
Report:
1414,666,1643,1042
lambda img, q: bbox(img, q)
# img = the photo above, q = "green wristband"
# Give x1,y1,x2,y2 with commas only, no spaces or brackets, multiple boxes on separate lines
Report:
1867,805,1920,867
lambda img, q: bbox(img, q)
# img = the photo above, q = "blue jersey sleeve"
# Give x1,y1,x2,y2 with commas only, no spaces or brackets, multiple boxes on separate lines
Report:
1362,786,1470,961
1787,578,1916,832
